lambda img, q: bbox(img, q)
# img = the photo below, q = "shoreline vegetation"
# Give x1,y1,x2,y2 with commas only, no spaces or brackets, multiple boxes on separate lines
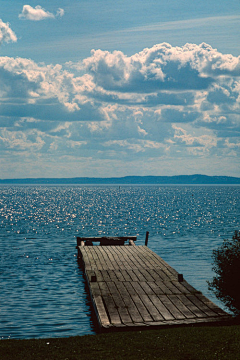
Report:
0,174,240,185
1,324,240,360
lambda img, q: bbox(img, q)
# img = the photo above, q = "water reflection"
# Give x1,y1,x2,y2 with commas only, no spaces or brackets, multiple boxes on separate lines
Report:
0,185,239,338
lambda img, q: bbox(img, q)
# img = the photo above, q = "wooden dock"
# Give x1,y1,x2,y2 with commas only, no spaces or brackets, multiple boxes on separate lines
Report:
77,236,232,331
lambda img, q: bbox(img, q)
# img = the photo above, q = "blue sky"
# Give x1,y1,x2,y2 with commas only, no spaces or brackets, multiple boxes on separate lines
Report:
0,0,240,178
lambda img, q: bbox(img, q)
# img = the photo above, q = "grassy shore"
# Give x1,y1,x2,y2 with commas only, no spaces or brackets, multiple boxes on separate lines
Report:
1,324,240,360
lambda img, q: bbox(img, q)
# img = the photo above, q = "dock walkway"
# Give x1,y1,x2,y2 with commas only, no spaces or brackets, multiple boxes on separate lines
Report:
77,236,231,331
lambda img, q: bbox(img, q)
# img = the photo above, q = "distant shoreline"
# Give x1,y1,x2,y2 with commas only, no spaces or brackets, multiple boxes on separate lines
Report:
0,174,240,185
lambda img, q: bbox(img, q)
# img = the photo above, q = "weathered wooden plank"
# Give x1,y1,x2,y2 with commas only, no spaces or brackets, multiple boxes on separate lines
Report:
170,280,193,294
101,248,116,270
88,280,101,296
176,294,208,318
124,246,148,269
105,246,125,270
99,270,112,282
138,268,156,282
140,294,165,321
120,269,133,282
149,295,174,321
87,247,103,270
85,248,99,270
118,247,140,270
155,280,174,294
186,294,218,317
111,246,133,270
96,247,115,270
116,282,144,323
112,269,126,282
96,247,113,268
129,247,171,278
139,246,179,276
130,246,157,268
147,281,165,295
195,293,228,316
138,281,156,295
107,281,133,324
84,278,111,328
126,269,140,282
79,247,93,270
158,295,185,320
126,281,163,321
163,281,183,295
131,269,147,282
98,281,110,296
85,269,97,284
107,270,119,282
93,295,111,328
102,295,122,325
130,281,146,295
123,282,153,322
180,279,200,294
77,240,232,331
145,316,231,327
145,268,164,281
123,245,150,269
103,246,121,267
94,269,104,282
97,281,122,326
111,247,134,272
168,295,195,319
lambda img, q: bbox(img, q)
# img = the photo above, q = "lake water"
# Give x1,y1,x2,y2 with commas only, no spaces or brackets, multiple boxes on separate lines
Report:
0,185,239,339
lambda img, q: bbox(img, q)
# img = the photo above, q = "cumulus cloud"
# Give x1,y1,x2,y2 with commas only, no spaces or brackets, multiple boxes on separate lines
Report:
0,19,17,44
81,43,240,93
19,5,64,21
173,125,217,148
0,42,239,176
0,128,45,151
0,56,103,122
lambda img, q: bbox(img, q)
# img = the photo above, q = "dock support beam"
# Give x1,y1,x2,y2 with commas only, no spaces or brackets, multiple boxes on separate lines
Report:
145,231,149,246
178,274,183,282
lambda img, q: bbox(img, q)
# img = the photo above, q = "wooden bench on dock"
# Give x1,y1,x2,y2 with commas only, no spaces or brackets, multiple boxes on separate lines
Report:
76,235,232,331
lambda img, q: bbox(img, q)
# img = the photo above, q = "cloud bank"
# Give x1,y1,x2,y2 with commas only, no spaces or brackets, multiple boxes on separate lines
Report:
19,5,64,21
0,19,17,44
0,43,239,177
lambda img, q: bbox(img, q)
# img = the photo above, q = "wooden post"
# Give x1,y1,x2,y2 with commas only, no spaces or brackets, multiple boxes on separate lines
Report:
145,231,149,246
129,239,136,246
178,274,183,282
77,237,81,247
91,275,97,282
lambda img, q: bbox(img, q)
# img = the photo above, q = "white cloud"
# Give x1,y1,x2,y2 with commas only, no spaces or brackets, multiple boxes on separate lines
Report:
173,125,218,148
0,56,103,121
0,42,239,177
0,128,45,151
103,139,165,153
225,139,240,149
56,8,65,18
19,5,64,21
82,43,240,94
120,15,240,34
0,19,17,44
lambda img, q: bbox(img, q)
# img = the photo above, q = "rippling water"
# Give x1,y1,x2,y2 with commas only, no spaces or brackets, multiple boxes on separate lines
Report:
0,185,239,339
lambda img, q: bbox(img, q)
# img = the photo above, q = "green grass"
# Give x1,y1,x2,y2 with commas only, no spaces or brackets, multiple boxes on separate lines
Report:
1,325,240,360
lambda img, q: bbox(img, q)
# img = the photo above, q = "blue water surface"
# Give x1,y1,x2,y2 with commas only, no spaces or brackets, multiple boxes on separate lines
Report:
0,185,239,339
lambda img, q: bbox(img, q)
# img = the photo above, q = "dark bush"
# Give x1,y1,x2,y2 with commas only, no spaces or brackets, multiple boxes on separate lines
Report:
208,230,240,315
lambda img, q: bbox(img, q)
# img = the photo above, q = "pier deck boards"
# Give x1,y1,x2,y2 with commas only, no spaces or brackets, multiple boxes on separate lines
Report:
77,240,232,331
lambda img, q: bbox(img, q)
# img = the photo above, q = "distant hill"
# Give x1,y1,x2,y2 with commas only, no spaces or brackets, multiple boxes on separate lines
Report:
0,175,240,184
